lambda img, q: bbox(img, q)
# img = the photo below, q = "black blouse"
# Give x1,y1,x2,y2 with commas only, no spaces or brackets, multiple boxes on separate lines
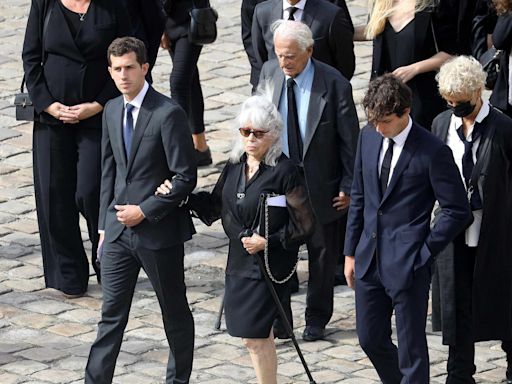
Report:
189,154,314,279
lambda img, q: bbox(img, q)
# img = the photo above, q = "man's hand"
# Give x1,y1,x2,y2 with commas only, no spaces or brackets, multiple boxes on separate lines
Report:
344,255,355,289
241,233,267,255
392,64,419,83
114,205,145,227
97,232,105,266
160,32,171,51
44,102,79,124
332,191,350,211
155,179,173,195
68,102,103,121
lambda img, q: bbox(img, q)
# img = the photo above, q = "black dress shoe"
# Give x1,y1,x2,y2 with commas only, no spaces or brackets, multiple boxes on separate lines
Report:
273,319,291,339
506,368,512,384
302,325,325,341
195,147,212,166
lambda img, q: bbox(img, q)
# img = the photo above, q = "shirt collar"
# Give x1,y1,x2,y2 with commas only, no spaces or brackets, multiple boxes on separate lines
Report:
286,58,313,89
123,81,149,110
283,0,306,12
390,116,413,147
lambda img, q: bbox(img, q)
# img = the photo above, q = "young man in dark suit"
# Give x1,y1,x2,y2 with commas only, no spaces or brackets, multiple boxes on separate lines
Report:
259,20,359,341
344,74,471,383
251,0,354,90
85,37,197,384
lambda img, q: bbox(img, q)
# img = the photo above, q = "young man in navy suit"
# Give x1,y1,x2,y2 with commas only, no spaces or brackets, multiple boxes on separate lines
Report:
344,74,471,383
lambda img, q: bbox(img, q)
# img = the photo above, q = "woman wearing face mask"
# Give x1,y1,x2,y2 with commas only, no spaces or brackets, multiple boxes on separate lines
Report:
431,55,512,384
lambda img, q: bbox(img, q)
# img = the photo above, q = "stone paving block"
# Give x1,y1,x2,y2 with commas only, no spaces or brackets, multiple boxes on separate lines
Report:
1,359,48,375
9,313,55,329
21,299,74,315
30,368,83,383
8,264,42,279
0,200,34,215
112,373,160,384
3,151,31,168
46,322,92,337
0,371,21,384
15,347,69,363
205,363,256,381
57,308,100,324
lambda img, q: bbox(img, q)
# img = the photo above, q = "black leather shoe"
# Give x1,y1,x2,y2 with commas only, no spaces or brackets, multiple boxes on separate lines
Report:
506,368,512,384
302,325,325,341
273,319,291,339
195,147,212,166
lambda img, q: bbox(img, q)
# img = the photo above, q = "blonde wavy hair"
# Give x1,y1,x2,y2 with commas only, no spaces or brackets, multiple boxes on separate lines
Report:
436,56,486,98
365,0,438,39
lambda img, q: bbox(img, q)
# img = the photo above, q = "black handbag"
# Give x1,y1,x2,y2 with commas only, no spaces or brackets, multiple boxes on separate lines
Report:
15,0,53,121
188,0,218,45
479,46,503,90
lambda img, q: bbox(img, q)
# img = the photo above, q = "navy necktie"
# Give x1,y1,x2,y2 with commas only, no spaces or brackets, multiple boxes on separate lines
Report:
288,6,298,20
286,78,303,163
456,124,482,210
380,138,394,195
124,103,134,158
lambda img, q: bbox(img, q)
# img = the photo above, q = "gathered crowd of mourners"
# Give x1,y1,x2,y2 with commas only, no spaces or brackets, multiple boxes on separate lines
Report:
18,0,512,383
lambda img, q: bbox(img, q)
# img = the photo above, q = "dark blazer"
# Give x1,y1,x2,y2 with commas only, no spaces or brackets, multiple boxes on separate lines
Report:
241,0,267,87
490,13,512,112
344,123,471,291
121,0,165,73
251,0,355,87
22,0,131,125
259,58,359,225
99,86,197,249
431,108,512,344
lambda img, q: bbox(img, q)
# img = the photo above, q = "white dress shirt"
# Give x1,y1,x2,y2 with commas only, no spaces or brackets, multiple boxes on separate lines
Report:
123,80,149,130
446,99,490,247
282,0,306,20
378,116,413,186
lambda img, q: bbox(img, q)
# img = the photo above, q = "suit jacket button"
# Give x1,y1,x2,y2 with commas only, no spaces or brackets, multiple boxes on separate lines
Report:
378,210,383,216
371,232,377,239
127,179,131,184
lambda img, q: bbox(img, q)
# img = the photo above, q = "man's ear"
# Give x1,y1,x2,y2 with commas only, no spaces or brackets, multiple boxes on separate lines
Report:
142,63,149,76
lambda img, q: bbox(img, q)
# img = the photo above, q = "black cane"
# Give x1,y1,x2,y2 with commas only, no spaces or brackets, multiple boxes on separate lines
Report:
254,254,317,384
214,294,224,330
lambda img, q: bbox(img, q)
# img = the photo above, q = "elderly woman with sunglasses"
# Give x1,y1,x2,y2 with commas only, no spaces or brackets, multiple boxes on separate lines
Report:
156,95,313,384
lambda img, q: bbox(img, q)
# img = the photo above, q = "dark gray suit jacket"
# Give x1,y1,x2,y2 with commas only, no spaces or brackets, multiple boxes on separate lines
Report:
99,86,197,249
259,58,359,225
251,0,354,88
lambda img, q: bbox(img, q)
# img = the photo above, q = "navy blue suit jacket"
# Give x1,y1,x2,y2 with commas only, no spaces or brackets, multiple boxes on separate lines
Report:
344,122,470,290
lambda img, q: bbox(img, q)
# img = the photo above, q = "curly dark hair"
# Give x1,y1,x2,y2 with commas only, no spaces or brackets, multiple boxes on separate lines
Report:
493,0,512,15
362,74,412,124
107,37,148,66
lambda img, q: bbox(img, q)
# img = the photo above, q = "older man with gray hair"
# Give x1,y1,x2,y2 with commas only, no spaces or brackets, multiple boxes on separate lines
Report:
258,20,359,341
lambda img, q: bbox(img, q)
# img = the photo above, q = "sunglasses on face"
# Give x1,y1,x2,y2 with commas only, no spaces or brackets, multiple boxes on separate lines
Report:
239,127,269,139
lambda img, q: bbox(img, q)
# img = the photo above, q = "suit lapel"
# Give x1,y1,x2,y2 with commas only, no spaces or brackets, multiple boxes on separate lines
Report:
126,88,154,173
381,124,420,204
271,0,282,21
301,0,317,28
271,67,284,107
303,61,327,157
368,129,384,200
111,98,127,169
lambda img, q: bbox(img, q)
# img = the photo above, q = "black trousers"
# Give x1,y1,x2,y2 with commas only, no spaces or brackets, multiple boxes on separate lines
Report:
33,121,101,295
304,218,343,327
85,229,194,384
356,258,431,384
167,34,205,135
446,236,512,384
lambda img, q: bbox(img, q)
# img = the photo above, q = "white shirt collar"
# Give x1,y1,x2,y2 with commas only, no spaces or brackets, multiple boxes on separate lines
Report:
282,0,306,12
123,81,149,110
390,116,413,146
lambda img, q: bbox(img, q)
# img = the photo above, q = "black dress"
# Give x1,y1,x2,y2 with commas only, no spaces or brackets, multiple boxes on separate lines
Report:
189,154,314,338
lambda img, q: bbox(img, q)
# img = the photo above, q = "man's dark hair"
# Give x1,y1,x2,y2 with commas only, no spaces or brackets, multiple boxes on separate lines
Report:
107,37,148,66
362,74,412,124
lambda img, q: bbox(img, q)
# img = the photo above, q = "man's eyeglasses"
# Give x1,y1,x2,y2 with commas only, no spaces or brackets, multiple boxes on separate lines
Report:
239,127,269,139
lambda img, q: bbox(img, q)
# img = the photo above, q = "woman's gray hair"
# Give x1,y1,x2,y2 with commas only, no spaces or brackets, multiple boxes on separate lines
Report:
437,55,486,98
229,90,283,166
271,20,314,51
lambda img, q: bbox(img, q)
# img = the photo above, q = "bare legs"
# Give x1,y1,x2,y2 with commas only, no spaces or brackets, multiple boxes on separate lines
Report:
243,331,278,384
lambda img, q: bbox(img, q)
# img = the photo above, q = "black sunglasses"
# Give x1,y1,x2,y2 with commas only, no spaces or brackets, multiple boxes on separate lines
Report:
239,127,269,139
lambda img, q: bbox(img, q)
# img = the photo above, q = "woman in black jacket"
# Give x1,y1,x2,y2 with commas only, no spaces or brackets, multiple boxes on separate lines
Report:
157,95,314,384
22,0,130,296
162,0,212,166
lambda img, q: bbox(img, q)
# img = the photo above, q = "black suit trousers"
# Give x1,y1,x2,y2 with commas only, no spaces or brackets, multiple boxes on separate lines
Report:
355,258,431,384
304,218,343,327
85,229,194,384
33,121,101,295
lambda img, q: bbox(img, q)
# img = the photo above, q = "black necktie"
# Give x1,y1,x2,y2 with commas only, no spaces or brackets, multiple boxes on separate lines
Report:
288,6,298,20
456,124,482,210
286,78,303,163
380,138,394,195
124,103,134,158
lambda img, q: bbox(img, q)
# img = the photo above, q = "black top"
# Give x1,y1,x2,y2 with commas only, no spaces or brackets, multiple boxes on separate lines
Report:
382,20,415,72
188,154,314,279
59,0,82,38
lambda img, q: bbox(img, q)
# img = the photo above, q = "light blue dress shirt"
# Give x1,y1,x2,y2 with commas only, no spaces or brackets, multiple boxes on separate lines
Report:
278,59,314,157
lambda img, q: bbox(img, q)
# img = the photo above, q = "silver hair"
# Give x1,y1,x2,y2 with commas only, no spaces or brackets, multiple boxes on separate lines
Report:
229,91,283,166
437,55,486,98
271,19,314,51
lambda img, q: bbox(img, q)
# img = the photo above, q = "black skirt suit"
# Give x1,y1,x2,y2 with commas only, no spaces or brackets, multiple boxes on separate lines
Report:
22,0,130,294
371,4,459,128
189,155,314,337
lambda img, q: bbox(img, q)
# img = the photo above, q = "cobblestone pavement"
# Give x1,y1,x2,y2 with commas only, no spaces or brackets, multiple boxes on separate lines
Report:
0,0,509,383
